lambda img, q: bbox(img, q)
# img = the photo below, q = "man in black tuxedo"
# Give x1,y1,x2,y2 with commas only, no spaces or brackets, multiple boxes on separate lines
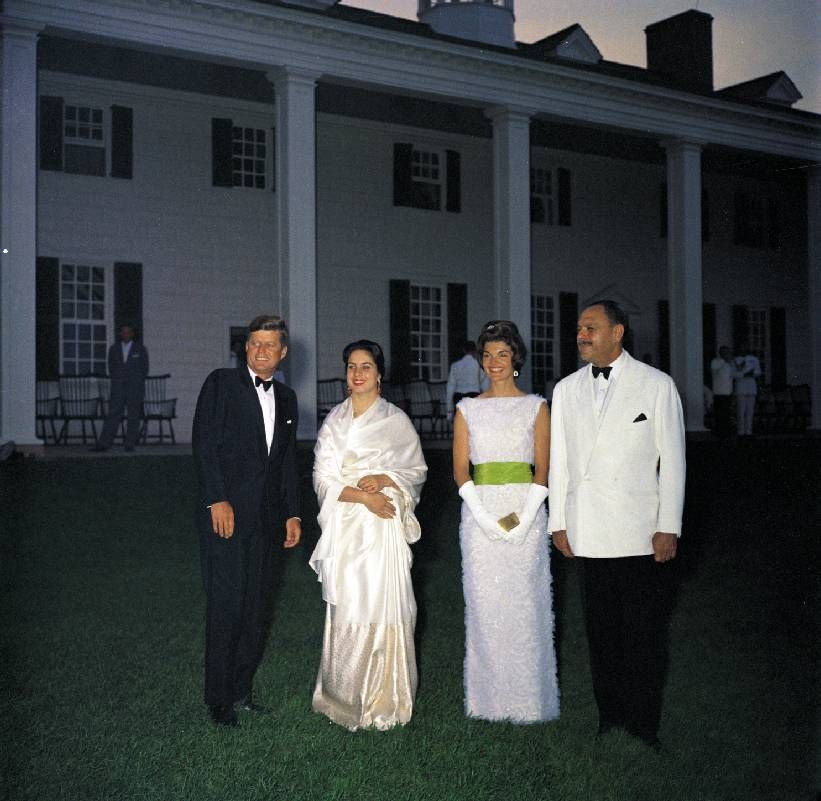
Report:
93,324,149,452
193,314,301,727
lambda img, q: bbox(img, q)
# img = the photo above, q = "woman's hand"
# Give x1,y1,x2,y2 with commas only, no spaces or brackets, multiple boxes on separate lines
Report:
357,474,397,493
362,491,396,519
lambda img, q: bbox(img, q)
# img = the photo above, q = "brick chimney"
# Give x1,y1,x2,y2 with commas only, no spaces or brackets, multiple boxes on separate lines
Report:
645,9,713,91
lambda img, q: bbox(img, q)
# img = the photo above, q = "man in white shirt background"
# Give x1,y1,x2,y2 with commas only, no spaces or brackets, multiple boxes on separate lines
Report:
733,343,762,437
710,345,734,439
446,340,489,420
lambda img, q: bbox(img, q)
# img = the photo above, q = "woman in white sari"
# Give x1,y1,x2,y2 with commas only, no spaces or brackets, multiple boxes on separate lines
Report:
309,340,427,731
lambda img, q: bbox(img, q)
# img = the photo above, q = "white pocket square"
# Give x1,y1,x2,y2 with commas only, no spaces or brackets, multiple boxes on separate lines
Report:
286,419,292,424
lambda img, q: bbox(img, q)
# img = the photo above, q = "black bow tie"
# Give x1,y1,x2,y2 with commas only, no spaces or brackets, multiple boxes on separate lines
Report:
254,375,273,392
592,365,612,380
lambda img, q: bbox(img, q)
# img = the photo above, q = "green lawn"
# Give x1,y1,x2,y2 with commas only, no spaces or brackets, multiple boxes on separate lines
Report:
1,439,817,801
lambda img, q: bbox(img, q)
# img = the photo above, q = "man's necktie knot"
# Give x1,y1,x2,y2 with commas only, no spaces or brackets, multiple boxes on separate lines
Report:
255,375,273,392
592,365,612,380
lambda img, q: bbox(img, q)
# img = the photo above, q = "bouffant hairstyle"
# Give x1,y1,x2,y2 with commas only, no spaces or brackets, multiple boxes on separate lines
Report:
342,339,386,378
477,320,527,371
248,314,289,347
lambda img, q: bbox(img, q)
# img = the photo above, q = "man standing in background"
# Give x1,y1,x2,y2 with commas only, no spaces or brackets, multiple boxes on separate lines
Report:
92,324,148,452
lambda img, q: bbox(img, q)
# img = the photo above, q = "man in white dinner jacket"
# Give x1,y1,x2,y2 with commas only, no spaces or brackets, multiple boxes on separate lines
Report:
548,299,685,752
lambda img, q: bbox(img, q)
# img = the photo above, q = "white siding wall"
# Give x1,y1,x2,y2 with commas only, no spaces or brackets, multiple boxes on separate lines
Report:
36,73,811,440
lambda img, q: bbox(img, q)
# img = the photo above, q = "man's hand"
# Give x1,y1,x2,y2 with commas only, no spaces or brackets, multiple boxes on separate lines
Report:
552,530,574,558
284,517,301,549
652,531,678,563
363,492,396,519
357,474,385,493
210,501,235,539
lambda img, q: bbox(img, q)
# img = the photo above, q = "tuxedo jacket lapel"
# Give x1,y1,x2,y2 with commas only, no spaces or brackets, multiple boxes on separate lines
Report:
238,367,268,460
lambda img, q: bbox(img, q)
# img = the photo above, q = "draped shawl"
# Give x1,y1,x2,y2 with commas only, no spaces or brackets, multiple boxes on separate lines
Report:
309,397,427,612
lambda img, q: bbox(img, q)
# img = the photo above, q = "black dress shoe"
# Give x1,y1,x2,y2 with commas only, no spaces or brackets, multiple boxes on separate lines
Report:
239,691,265,713
209,704,238,727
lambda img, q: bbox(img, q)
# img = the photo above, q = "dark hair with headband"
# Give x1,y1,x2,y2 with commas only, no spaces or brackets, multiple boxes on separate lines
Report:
477,320,527,372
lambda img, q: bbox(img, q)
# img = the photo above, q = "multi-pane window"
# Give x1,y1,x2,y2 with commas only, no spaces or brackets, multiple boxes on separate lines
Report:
411,149,442,210
232,126,267,189
63,104,105,175
747,307,769,382
410,284,445,380
531,294,556,393
530,168,554,225
60,263,107,375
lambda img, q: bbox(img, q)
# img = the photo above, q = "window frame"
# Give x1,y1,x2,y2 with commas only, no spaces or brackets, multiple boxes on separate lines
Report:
530,293,558,393
409,283,446,380
58,260,111,376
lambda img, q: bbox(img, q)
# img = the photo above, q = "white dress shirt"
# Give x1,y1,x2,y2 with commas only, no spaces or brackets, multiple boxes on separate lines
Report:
591,350,626,417
249,367,276,450
710,357,734,396
446,354,489,414
121,341,133,362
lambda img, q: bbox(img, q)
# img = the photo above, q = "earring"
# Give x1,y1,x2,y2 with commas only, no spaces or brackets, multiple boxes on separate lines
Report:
377,377,382,394
346,385,352,396
513,370,519,378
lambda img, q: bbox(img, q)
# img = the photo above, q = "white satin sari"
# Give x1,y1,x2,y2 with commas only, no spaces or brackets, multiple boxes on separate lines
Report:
309,396,427,730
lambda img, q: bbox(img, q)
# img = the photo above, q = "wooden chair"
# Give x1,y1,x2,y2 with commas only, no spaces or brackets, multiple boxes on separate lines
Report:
427,380,450,438
36,380,61,445
381,381,407,413
406,380,437,437
57,375,101,444
317,378,346,425
140,374,177,444
790,384,811,430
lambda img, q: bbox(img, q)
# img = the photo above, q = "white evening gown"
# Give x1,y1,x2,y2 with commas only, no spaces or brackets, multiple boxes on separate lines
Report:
457,394,560,722
310,397,427,731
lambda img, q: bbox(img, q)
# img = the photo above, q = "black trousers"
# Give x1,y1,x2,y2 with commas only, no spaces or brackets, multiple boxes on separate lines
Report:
201,526,275,706
579,555,672,741
98,381,143,448
712,394,732,439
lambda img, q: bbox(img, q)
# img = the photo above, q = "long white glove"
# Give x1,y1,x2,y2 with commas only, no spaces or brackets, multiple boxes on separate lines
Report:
458,481,507,541
509,483,549,545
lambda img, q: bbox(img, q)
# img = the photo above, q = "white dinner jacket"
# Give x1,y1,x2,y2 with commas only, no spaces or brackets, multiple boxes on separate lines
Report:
547,350,686,558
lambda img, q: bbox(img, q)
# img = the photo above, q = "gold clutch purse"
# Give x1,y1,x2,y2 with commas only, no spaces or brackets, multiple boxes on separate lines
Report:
497,512,520,532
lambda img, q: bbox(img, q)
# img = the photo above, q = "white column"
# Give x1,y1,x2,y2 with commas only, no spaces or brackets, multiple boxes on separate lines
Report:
663,139,705,431
486,106,533,389
808,165,821,430
1,22,42,444
269,66,320,439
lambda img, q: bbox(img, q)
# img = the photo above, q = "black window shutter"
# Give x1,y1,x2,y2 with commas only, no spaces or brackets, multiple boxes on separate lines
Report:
557,167,572,226
212,118,233,187
701,188,710,242
767,198,780,250
445,150,461,213
702,302,716,387
110,105,133,179
39,96,64,171
731,305,748,353
658,300,670,374
770,306,786,389
733,191,746,245
393,143,413,207
558,291,578,377
447,283,468,365
36,257,60,380
114,262,144,338
389,279,411,384
659,183,668,238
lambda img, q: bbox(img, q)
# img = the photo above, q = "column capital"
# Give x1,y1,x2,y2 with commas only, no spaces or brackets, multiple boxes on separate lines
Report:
0,16,44,40
266,65,322,89
660,137,706,154
484,104,536,125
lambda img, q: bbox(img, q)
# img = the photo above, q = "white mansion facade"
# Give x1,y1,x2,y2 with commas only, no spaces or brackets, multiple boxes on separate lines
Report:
1,0,819,441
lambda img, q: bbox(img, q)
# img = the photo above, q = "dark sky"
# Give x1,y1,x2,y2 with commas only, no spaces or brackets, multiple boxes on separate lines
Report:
345,0,820,113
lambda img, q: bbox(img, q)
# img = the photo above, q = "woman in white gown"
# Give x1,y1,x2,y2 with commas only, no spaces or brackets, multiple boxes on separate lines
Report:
309,340,427,730
453,320,559,722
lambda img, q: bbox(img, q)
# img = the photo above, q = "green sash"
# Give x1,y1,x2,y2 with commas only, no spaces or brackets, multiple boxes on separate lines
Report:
473,462,532,485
